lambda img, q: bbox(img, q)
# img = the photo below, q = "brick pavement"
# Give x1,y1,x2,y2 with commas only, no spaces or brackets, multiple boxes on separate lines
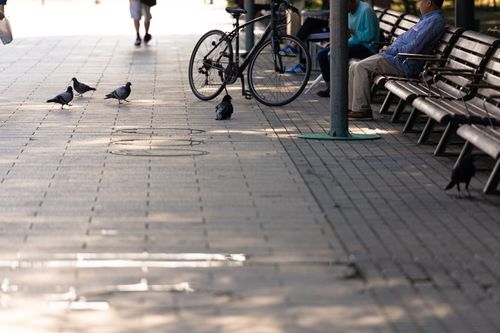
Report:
0,0,499,332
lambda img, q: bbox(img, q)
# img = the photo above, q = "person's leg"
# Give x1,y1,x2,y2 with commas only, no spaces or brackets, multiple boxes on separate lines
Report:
348,44,375,61
349,54,402,116
134,20,141,45
130,0,142,45
316,47,330,97
143,5,152,43
134,20,140,34
317,47,330,83
347,45,375,104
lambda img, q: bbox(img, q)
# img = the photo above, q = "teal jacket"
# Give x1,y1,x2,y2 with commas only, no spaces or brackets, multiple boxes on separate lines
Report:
348,1,380,54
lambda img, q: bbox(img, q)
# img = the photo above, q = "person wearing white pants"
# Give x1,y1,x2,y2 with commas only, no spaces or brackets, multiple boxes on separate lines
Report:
130,0,155,46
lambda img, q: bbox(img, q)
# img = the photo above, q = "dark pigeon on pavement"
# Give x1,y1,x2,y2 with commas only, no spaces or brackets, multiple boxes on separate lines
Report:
445,154,476,197
104,82,132,104
46,86,73,109
72,77,96,96
215,94,233,120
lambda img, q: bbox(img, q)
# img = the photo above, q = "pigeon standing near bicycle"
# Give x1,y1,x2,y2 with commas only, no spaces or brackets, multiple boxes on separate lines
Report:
130,0,156,46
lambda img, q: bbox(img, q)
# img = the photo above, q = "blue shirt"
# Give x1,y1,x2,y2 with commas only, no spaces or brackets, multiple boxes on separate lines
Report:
382,10,446,77
348,1,380,54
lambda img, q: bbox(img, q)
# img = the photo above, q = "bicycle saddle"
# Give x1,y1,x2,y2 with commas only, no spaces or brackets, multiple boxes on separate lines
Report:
225,7,247,16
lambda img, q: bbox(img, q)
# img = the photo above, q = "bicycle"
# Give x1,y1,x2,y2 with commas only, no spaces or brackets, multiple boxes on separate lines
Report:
188,0,311,107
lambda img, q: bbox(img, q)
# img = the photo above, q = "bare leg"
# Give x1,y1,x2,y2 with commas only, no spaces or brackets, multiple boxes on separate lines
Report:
134,19,141,45
144,20,152,43
134,19,140,35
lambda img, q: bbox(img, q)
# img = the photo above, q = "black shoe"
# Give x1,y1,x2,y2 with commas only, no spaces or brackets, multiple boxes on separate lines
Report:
144,33,152,44
134,35,141,46
316,89,330,98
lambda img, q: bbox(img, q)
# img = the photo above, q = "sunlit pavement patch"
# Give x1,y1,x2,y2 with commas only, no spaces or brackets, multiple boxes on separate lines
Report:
113,128,205,136
45,280,196,311
0,252,246,269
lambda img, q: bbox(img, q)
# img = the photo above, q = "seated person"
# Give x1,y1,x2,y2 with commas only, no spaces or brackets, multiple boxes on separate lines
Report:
281,17,329,74
348,0,445,119
281,17,329,54
316,0,380,97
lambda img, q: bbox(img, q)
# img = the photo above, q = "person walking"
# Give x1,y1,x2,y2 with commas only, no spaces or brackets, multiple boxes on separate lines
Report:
130,0,156,46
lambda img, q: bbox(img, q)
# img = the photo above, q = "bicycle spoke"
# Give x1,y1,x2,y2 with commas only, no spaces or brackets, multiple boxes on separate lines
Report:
189,30,231,101
248,35,311,106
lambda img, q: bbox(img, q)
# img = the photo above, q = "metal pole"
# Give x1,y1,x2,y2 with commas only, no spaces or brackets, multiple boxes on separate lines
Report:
329,0,349,137
244,0,255,52
455,0,475,30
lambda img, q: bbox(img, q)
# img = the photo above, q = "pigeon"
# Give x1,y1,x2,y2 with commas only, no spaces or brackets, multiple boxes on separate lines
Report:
72,77,96,96
104,82,132,103
215,94,233,120
445,154,476,197
46,86,73,109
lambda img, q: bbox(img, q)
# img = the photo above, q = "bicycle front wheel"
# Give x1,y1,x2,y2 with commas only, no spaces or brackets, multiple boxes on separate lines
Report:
188,30,233,101
248,35,311,106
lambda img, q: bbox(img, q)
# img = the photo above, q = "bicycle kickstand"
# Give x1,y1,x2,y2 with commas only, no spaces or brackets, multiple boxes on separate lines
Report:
239,74,253,100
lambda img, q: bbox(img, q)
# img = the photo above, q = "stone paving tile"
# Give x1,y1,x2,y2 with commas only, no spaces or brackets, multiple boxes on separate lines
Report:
260,83,500,332
0,1,499,332
0,29,375,331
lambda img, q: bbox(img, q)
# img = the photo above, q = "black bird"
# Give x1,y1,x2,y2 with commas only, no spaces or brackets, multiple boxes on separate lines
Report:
46,86,73,109
215,94,233,120
445,154,476,197
72,77,96,96
104,82,132,104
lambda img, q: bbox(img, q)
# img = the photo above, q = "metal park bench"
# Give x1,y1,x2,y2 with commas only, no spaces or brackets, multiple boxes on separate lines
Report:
406,36,499,155
456,124,500,194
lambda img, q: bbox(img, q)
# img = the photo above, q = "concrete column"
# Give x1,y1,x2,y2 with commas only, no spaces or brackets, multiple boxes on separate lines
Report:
329,0,349,137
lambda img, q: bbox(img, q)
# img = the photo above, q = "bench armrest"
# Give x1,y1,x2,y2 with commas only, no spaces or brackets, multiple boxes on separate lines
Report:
397,53,442,61
466,83,500,90
425,67,483,78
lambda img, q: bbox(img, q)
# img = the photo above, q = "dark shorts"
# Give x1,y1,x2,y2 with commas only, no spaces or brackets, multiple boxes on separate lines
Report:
0,0,6,5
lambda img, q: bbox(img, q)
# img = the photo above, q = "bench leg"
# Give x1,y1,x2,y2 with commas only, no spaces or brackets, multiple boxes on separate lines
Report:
379,92,395,114
418,118,435,144
454,141,473,170
484,159,500,194
434,121,458,156
403,108,419,133
390,99,407,123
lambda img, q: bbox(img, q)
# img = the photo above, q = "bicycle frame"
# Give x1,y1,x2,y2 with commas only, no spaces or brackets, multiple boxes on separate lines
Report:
203,1,286,96
231,14,272,74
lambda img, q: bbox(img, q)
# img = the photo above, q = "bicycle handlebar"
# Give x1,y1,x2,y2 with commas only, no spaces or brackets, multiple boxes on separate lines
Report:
273,0,300,16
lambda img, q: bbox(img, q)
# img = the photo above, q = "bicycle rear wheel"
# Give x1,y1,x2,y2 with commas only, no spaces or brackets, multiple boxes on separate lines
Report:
188,30,233,101
248,35,311,106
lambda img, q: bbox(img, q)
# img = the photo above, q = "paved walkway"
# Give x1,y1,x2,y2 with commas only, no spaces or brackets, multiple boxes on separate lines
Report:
0,0,499,332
